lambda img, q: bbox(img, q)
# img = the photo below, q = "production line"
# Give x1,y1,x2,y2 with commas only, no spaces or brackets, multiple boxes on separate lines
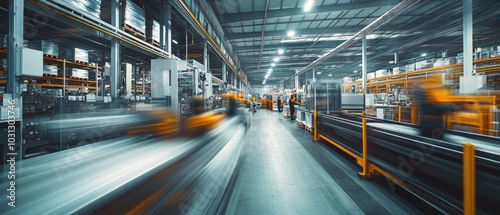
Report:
315,113,500,214
2,0,500,213
0,113,248,214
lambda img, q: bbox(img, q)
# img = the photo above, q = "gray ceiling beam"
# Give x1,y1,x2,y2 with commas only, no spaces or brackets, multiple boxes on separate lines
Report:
220,0,399,24
227,26,363,40
233,41,344,52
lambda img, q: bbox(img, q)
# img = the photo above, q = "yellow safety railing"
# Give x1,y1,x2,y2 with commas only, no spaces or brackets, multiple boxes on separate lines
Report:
314,113,478,213
358,113,370,178
463,143,476,215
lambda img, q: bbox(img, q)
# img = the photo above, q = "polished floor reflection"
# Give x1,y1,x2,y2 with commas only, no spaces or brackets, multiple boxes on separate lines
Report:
233,109,418,215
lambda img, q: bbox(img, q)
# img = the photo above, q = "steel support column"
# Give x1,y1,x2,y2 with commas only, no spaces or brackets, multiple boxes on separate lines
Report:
110,0,121,98
160,0,166,51
8,0,24,160
7,0,22,97
295,70,299,90
463,0,473,77
204,41,209,72
166,2,172,55
362,35,367,107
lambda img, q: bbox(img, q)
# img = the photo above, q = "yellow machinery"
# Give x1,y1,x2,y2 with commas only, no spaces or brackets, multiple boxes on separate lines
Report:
128,109,226,138
127,109,179,137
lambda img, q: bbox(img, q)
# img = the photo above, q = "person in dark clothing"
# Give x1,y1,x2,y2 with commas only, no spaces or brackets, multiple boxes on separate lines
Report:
277,96,282,112
415,79,455,139
289,94,296,120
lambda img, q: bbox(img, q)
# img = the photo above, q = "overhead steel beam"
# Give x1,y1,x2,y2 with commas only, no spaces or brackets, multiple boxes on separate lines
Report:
227,26,364,40
233,41,345,52
221,0,399,24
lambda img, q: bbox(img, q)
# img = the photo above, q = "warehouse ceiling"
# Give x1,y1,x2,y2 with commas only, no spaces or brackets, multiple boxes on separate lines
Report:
209,0,500,87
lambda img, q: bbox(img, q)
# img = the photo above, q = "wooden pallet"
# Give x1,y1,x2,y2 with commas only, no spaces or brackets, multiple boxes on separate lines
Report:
69,76,89,80
44,54,58,59
42,74,58,77
147,39,160,47
74,60,89,65
123,24,146,41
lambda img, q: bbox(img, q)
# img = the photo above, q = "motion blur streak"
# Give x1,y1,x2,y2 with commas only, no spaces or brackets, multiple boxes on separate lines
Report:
0,108,249,215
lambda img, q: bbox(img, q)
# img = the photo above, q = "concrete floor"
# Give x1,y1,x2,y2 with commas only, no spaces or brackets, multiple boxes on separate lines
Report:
232,109,419,215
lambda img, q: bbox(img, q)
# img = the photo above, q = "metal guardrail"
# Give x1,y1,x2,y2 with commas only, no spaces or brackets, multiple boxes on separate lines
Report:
314,113,500,214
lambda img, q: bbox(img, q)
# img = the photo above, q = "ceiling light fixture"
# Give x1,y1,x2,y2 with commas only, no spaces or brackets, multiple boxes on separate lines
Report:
328,74,332,77
271,63,276,67
278,49,284,55
273,57,280,62
421,53,427,57
354,70,358,73
304,0,314,12
316,71,321,74
287,30,295,37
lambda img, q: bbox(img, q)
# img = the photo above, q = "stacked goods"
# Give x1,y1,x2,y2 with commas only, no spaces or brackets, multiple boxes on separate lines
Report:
60,47,89,63
393,67,400,75
0,34,7,48
27,40,59,57
43,65,58,75
52,0,101,18
1,59,6,70
70,68,89,79
375,69,388,78
102,0,146,38
123,0,146,36
146,19,166,44
415,60,433,70
406,64,415,72
433,57,457,67
367,72,375,79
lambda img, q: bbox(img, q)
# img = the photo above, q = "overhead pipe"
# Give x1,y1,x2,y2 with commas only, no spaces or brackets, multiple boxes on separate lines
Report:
293,0,420,78
256,0,271,70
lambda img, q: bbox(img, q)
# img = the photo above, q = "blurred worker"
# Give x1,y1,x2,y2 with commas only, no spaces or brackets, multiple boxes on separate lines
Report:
227,97,237,116
192,96,205,115
415,78,455,138
289,94,297,120
277,96,282,112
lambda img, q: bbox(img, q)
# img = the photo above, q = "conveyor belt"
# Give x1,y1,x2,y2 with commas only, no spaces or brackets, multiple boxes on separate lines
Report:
0,116,247,214
368,122,500,155
316,113,500,214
